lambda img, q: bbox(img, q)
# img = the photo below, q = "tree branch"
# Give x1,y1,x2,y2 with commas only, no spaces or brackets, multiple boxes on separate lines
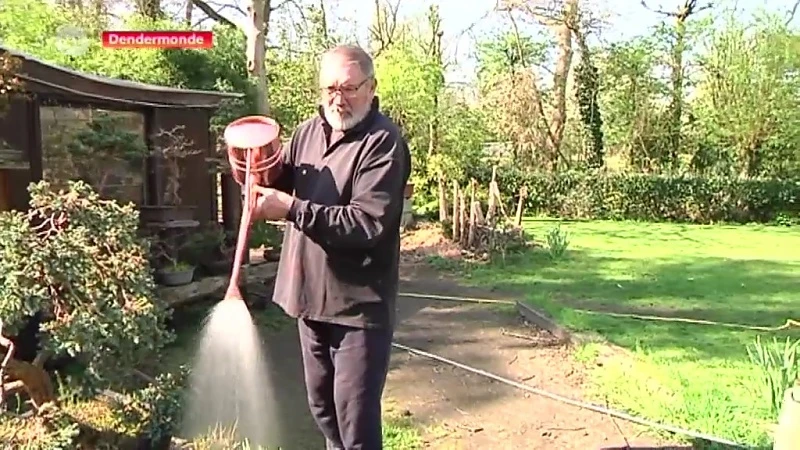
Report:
190,0,238,28
218,3,247,17
498,0,566,25
641,0,712,20
271,0,300,12
786,0,800,26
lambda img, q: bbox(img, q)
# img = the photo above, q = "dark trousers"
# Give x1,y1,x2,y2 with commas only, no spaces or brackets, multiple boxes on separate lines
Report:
298,319,393,450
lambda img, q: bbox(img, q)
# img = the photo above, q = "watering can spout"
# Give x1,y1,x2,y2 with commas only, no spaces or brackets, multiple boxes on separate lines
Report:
220,116,283,303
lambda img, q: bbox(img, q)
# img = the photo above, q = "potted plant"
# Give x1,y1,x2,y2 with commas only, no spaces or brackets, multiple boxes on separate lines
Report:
250,221,282,262
124,367,188,450
181,223,235,276
140,126,202,223
157,257,196,287
153,236,196,286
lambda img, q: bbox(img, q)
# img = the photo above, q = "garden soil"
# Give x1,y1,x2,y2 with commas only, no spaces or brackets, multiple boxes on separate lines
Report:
237,227,689,449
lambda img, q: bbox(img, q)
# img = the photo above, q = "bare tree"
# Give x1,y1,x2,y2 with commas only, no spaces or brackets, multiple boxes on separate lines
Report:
186,0,300,115
785,0,800,25
368,0,402,57
498,0,579,170
641,0,712,168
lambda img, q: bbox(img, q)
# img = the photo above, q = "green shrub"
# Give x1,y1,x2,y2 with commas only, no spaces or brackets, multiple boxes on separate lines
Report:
120,366,189,443
747,336,800,419
472,168,800,224
546,224,570,260
0,180,173,383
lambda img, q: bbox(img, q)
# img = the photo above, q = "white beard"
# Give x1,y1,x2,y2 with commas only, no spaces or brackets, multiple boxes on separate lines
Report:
323,106,370,131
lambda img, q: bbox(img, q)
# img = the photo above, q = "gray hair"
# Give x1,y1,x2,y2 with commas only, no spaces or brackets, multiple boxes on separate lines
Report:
321,45,375,79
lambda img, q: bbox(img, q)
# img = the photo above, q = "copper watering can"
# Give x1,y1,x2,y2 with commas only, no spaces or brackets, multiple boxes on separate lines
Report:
221,116,283,302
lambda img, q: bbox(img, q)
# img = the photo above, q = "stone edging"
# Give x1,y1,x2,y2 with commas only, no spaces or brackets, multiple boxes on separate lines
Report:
515,300,573,344
157,261,279,307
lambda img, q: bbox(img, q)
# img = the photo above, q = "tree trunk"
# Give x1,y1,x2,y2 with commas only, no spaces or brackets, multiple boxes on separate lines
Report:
185,0,193,25
668,19,686,170
246,0,272,115
547,0,577,170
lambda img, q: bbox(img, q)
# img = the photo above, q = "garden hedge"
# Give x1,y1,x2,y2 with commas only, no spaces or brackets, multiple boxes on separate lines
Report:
471,168,800,224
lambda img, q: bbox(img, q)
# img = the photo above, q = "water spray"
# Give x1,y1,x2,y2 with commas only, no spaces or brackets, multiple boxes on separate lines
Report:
180,116,285,447
222,115,283,302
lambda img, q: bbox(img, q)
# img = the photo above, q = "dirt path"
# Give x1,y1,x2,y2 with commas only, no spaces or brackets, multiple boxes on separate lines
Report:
388,270,688,450
240,267,688,450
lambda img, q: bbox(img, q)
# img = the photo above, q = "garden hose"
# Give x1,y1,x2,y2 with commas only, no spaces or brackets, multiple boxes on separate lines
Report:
391,341,749,448
398,292,800,332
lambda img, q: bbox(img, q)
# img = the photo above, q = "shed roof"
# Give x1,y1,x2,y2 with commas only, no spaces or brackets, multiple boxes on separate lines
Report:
1,45,244,109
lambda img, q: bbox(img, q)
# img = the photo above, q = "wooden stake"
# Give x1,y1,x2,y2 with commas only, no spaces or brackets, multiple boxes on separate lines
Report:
486,167,497,224
459,190,467,246
495,183,507,219
475,202,485,224
438,176,448,222
514,186,528,227
452,182,459,242
467,179,477,248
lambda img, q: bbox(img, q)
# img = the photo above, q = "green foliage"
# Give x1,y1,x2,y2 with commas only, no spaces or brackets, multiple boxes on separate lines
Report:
265,37,319,133
475,31,548,88
51,112,148,200
181,223,230,264
121,366,189,443
0,180,173,382
249,221,283,249
574,52,604,168
375,39,440,148
477,168,800,224
747,336,800,419
0,1,181,86
693,11,800,178
67,113,147,164
0,408,81,450
545,224,570,260
596,36,671,171
0,0,258,136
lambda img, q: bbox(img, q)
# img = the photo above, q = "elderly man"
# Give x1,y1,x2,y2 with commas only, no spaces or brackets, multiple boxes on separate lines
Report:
251,44,411,449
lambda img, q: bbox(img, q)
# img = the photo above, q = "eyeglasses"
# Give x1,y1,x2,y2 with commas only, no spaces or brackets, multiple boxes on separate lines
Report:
321,78,371,98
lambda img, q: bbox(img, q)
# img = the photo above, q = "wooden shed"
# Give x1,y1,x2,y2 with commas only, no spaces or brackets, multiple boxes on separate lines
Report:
0,46,245,232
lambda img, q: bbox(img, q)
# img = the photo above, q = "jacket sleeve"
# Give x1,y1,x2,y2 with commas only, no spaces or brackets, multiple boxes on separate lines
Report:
286,132,409,250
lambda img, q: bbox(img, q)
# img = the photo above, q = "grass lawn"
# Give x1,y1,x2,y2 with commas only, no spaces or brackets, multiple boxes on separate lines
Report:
458,218,800,448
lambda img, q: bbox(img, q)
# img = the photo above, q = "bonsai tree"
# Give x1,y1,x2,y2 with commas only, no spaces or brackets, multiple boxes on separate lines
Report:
65,113,148,201
150,126,202,206
150,232,197,286
181,223,234,267
0,180,173,408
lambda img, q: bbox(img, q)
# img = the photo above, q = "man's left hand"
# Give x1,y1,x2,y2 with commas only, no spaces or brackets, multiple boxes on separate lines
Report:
252,186,294,221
